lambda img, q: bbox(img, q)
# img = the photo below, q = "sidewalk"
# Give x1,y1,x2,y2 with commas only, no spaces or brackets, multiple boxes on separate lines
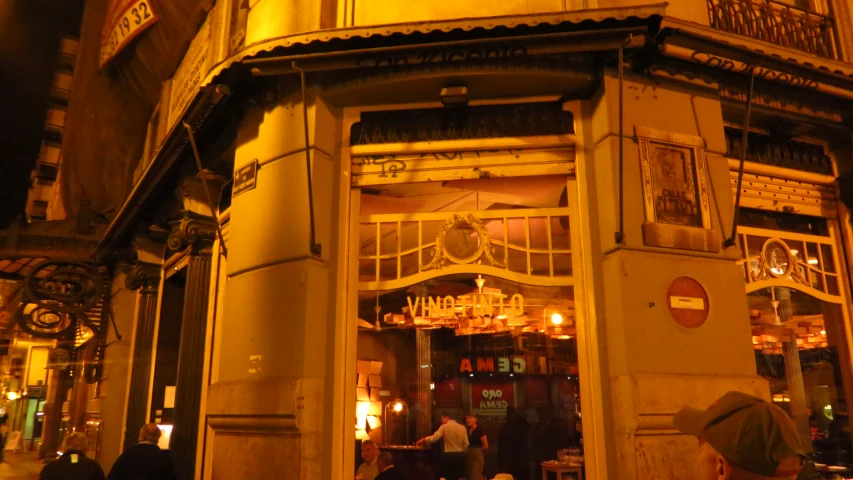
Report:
0,450,46,480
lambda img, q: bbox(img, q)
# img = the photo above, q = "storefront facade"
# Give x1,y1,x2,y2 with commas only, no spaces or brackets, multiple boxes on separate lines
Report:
52,0,853,479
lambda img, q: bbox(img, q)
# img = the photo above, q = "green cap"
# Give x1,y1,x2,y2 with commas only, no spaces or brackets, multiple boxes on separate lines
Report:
673,391,806,477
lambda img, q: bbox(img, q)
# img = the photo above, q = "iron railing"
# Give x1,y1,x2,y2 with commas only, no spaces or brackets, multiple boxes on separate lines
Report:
708,0,838,59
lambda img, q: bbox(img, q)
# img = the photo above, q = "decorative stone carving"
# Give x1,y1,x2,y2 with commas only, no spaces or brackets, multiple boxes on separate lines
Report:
635,126,719,253
124,262,162,291
421,214,505,270
167,211,218,252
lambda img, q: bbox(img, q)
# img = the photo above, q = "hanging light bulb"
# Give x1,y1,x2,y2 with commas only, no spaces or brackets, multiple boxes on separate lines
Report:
551,312,564,325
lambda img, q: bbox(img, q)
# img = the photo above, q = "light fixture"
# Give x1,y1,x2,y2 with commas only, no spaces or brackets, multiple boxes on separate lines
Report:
821,330,826,335
429,382,435,391
6,391,18,401
440,86,468,107
383,399,410,446
551,312,563,325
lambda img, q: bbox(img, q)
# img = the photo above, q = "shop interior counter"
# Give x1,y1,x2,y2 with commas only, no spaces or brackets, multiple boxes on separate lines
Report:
380,444,436,480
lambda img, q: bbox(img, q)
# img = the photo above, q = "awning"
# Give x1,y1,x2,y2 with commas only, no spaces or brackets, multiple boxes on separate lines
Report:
660,17,853,90
203,4,667,83
96,4,667,257
0,220,100,272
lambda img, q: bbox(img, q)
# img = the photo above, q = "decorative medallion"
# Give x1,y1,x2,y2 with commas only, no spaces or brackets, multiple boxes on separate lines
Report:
24,261,103,315
47,348,71,369
17,306,85,338
747,238,809,286
421,214,504,270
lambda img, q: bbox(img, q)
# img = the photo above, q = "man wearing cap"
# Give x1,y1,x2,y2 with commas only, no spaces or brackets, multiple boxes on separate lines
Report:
673,391,806,480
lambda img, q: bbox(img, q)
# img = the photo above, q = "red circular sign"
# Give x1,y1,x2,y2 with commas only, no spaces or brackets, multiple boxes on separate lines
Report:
666,277,709,328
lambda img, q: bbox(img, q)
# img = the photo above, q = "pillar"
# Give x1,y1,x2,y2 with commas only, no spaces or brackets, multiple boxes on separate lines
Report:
122,257,162,451
38,366,63,458
97,261,148,471
167,173,224,480
783,335,812,450
202,89,339,479
70,339,98,432
416,331,431,439
580,73,769,479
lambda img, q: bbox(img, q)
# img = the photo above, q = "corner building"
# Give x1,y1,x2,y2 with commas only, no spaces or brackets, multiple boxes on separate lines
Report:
65,0,853,478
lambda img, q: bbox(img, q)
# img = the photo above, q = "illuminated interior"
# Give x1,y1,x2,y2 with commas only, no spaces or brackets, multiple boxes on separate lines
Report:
355,175,583,477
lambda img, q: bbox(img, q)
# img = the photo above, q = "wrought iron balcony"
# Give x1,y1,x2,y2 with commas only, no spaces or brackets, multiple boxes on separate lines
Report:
708,0,838,59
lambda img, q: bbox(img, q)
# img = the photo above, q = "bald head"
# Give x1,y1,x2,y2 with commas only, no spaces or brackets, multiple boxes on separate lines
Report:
62,432,88,453
139,423,162,444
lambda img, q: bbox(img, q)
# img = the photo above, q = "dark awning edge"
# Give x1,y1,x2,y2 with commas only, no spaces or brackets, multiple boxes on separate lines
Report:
94,5,669,258
659,17,853,91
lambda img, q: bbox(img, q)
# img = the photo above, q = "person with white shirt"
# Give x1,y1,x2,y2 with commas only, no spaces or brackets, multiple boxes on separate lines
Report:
356,440,380,480
416,414,468,480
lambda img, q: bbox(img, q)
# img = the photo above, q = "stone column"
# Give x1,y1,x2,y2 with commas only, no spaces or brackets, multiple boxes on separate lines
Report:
581,74,769,479
38,364,64,458
783,334,812,451
70,339,98,432
122,260,162,451
203,91,339,479
167,173,224,480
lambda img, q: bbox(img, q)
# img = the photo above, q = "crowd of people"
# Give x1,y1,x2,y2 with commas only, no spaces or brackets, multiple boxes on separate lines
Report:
355,391,810,480
0,390,814,480
37,422,176,480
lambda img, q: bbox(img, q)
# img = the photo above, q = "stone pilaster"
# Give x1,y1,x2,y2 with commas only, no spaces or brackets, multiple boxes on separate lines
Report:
122,261,162,452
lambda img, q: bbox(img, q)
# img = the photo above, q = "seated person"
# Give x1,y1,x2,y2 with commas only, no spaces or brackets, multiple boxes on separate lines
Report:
376,451,405,480
356,440,380,480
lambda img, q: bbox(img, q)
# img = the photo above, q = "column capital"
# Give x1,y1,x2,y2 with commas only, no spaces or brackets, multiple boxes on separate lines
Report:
167,211,218,253
125,262,162,291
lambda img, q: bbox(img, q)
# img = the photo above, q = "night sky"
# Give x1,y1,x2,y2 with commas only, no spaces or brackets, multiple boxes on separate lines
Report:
0,0,84,229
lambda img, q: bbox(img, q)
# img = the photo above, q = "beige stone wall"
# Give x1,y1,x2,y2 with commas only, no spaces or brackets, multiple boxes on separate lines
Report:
97,271,137,472
203,90,344,480
580,72,768,478
600,0,710,25
242,0,713,42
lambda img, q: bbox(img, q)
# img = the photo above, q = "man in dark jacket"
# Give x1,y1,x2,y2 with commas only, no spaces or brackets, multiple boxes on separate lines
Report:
107,423,176,480
498,406,529,480
39,432,105,480
375,451,406,480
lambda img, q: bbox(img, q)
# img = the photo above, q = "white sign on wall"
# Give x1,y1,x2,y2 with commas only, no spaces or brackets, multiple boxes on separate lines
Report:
167,19,212,129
